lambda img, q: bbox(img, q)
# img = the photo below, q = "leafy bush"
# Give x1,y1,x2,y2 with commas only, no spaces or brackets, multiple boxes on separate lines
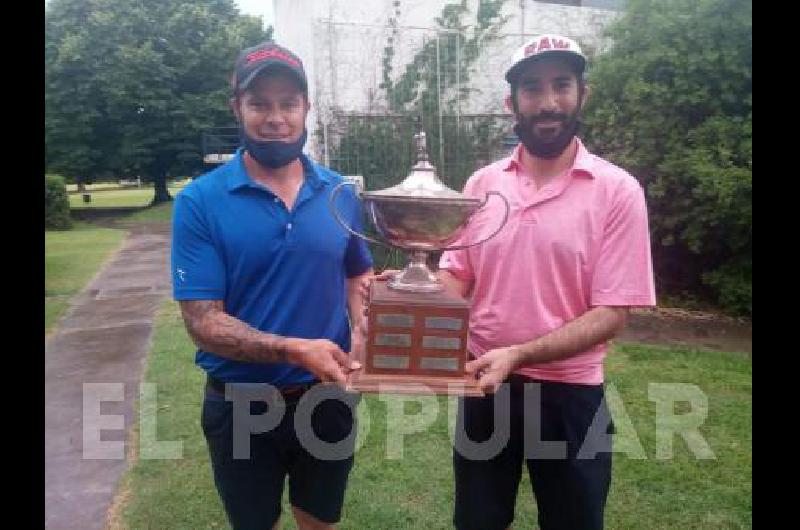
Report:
45,174,72,230
583,0,752,316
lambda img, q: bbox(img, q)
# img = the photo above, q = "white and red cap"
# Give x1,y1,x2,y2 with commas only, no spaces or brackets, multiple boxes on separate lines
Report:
505,34,587,83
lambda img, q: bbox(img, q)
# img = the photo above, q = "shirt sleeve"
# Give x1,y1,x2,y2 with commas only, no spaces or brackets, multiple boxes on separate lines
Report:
438,244,475,282
343,190,374,278
590,181,657,307
438,175,477,282
171,191,226,300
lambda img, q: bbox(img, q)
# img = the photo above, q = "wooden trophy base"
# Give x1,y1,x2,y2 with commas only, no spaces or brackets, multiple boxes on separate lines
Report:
347,281,482,396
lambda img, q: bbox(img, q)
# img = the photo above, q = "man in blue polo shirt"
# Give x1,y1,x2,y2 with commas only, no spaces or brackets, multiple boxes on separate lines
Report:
171,41,373,530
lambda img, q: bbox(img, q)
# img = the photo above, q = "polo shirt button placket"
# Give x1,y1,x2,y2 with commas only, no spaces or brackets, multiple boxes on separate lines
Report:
523,206,537,224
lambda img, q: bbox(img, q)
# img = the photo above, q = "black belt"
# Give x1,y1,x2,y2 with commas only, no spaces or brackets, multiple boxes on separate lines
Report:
206,376,316,399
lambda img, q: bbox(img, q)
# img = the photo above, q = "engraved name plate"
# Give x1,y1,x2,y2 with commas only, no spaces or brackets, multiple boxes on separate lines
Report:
425,316,463,331
419,357,459,371
375,333,412,347
422,336,461,350
373,354,410,370
377,314,415,328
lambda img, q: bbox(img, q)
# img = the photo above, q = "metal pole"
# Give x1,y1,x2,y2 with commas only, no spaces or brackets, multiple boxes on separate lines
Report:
324,114,330,167
328,17,337,109
325,17,334,168
436,33,444,173
456,32,460,133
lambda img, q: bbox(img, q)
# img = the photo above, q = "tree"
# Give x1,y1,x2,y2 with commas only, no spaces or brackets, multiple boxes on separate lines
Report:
582,0,752,315
45,0,271,203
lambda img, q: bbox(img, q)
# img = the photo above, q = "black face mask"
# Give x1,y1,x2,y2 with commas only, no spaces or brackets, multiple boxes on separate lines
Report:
240,127,307,169
512,86,584,159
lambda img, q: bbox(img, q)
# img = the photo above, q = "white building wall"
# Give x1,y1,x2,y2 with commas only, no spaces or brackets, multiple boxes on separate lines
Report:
273,0,621,158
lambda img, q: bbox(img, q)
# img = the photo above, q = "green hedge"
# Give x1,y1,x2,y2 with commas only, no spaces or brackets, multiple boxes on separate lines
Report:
582,0,751,317
45,175,72,230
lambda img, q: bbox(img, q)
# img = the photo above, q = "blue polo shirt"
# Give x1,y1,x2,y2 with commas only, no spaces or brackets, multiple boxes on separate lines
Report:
171,150,373,385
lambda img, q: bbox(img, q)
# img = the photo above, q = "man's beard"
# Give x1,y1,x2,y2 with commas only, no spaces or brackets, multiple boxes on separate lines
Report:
513,109,581,160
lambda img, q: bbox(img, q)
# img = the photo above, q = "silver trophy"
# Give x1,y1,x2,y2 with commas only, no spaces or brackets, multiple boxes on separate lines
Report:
329,126,510,396
330,127,509,292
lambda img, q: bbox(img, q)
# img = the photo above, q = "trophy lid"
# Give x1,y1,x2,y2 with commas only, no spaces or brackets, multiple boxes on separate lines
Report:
362,127,479,205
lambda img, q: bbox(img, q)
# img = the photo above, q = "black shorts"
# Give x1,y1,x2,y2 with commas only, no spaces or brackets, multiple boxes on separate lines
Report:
201,380,359,529
453,375,614,530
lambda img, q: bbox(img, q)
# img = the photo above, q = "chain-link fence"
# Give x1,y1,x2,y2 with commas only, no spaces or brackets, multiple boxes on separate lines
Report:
310,20,528,270
319,112,515,193
312,19,535,193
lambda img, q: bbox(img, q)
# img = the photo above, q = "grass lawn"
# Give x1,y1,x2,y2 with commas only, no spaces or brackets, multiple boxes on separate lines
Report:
116,301,751,529
45,223,127,334
119,202,175,224
65,178,192,193
69,185,187,208
45,199,174,336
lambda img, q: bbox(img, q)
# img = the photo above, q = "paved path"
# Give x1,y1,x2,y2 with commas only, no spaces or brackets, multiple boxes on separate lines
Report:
45,222,171,530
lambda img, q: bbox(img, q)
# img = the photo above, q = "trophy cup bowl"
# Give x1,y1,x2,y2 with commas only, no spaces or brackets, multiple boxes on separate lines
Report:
364,194,483,292
328,126,509,396
367,196,480,250
331,131,508,293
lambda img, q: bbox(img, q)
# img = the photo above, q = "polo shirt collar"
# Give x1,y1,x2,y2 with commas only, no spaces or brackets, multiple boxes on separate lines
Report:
502,137,596,179
226,148,330,192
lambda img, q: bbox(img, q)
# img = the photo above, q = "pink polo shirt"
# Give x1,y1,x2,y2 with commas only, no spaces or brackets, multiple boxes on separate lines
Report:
439,139,656,384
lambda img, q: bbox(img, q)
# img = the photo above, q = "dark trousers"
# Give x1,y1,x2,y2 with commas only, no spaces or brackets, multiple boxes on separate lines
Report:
201,380,358,530
453,375,614,530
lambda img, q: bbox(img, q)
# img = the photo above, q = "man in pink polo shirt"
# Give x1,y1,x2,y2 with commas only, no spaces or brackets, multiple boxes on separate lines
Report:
438,34,656,530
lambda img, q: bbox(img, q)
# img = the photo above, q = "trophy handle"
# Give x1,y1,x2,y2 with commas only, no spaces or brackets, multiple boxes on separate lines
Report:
439,191,510,252
328,182,391,248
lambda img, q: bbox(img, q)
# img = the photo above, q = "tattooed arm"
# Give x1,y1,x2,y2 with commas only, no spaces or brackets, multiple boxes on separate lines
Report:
179,300,359,384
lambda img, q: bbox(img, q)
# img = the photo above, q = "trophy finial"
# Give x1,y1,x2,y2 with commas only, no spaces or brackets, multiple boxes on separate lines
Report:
414,124,429,163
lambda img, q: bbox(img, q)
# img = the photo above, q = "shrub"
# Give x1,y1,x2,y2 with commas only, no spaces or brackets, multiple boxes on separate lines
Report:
45,174,72,230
